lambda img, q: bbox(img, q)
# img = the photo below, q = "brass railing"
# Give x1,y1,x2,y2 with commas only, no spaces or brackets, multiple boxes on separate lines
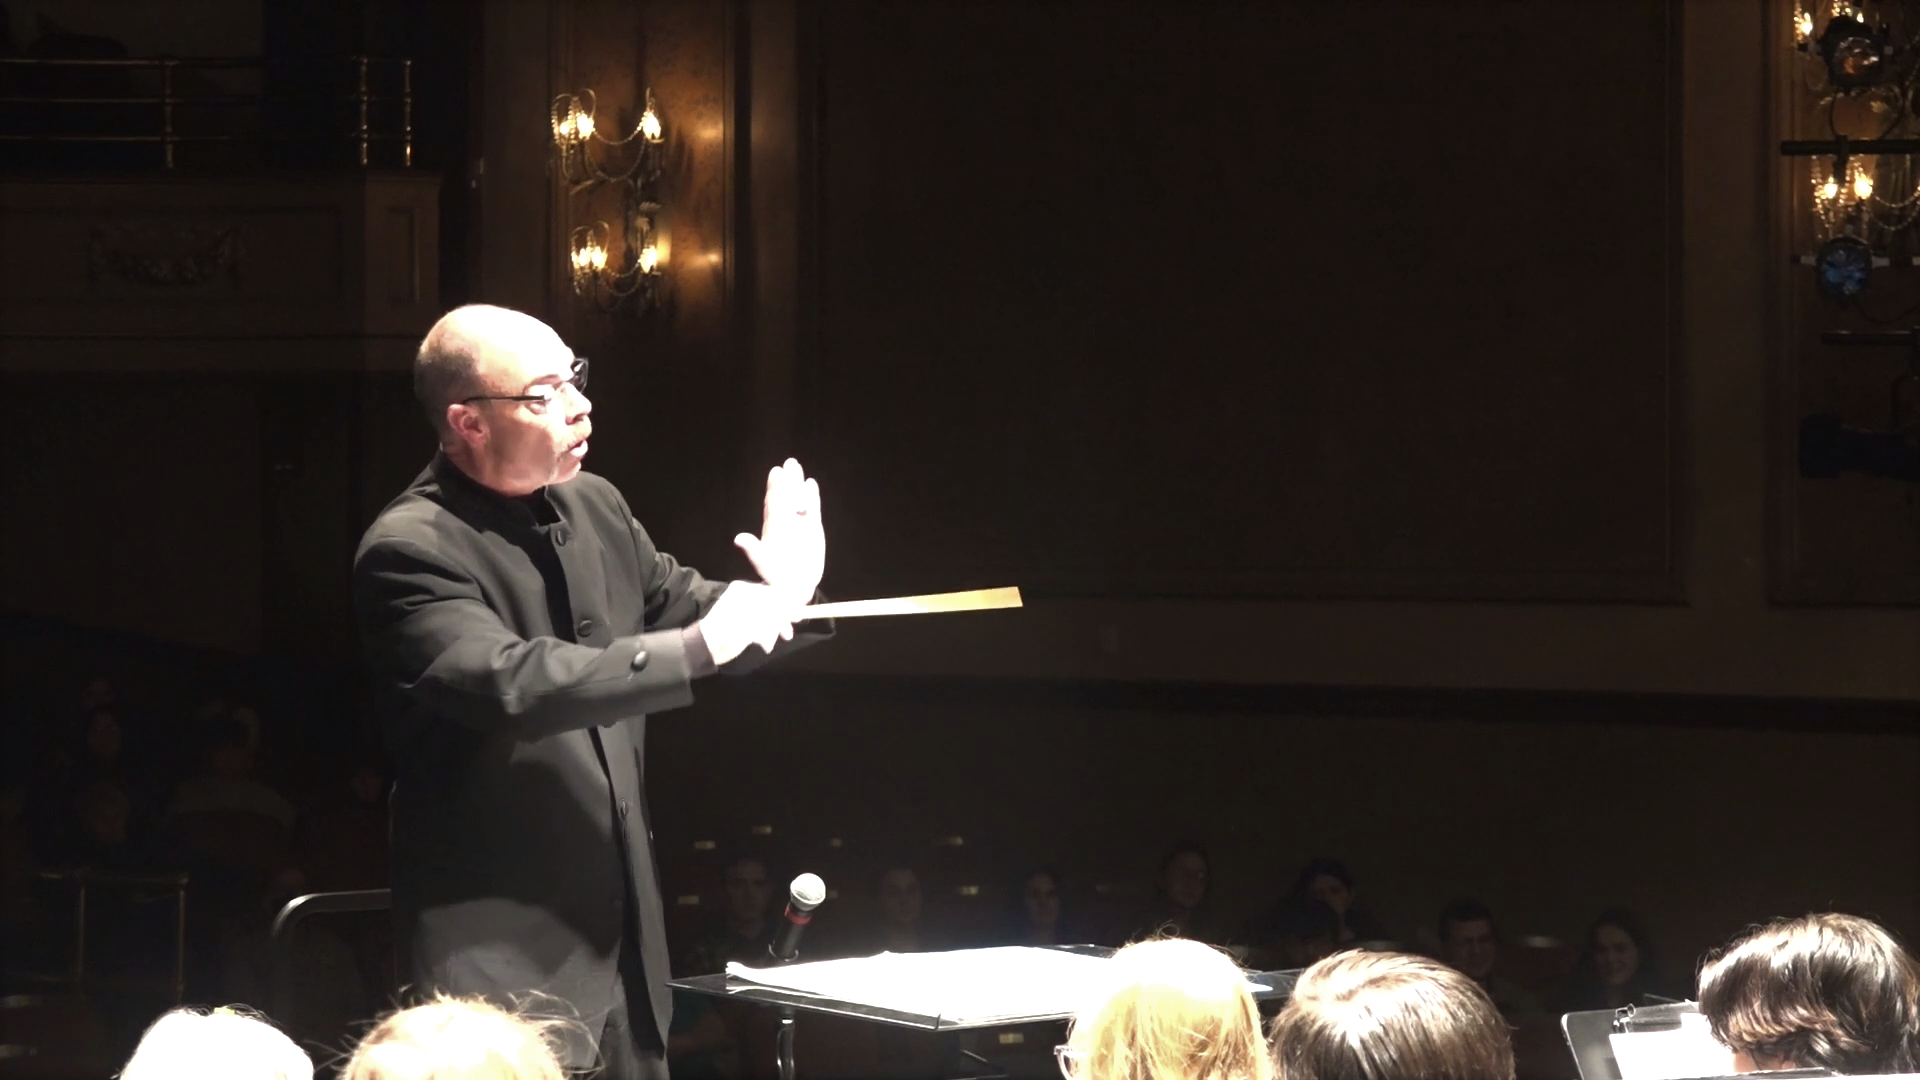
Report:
0,54,414,169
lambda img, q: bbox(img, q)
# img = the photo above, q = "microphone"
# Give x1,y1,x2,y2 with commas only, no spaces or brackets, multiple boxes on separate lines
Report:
769,872,827,964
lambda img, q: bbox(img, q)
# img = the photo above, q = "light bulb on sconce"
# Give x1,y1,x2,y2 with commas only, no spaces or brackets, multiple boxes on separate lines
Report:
1821,177,1841,201
552,85,669,313
1855,168,1875,199
1797,9,1815,44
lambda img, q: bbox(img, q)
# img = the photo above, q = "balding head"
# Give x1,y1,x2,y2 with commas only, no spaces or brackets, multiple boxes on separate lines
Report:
413,305,594,496
414,305,568,442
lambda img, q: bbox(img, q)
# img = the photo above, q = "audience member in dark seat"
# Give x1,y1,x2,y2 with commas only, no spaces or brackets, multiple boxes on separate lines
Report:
684,851,778,973
1555,907,1682,1014
1004,866,1076,946
166,716,297,840
1290,859,1390,946
300,757,391,892
1134,842,1228,945
1246,896,1342,973
1697,912,1920,1075
1269,950,1514,1080
1438,899,1546,1027
875,863,930,952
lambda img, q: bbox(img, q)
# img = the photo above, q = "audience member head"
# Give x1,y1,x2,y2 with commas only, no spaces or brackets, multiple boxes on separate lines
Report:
878,863,923,930
1438,899,1499,982
342,996,567,1080
77,675,115,712
1290,859,1356,919
415,304,592,496
75,780,129,853
1017,866,1063,939
119,1006,312,1080
1158,842,1210,915
1269,950,1514,1080
722,852,772,932
1273,896,1342,969
1062,937,1270,1080
1697,912,1920,1074
83,709,122,763
231,704,263,754
349,759,389,806
1580,907,1657,995
198,716,255,780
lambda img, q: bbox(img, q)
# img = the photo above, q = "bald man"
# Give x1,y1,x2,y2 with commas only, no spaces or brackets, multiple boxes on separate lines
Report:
352,305,832,1076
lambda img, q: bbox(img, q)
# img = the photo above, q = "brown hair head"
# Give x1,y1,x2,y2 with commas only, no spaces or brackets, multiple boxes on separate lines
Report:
1696,912,1920,1074
1268,950,1514,1080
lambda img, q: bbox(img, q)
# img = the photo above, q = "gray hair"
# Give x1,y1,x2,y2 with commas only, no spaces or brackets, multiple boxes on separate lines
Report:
413,329,481,441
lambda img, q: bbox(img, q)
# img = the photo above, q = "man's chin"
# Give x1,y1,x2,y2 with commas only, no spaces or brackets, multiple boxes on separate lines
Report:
552,457,585,483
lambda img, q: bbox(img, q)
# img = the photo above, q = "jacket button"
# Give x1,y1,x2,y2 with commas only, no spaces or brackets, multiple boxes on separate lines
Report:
555,530,569,547
619,800,631,819
630,650,650,671
577,618,595,637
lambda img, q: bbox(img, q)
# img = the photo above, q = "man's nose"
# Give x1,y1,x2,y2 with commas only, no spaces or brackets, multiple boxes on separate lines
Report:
566,387,592,420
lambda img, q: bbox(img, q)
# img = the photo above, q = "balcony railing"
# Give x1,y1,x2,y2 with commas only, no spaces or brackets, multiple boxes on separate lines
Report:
0,54,415,170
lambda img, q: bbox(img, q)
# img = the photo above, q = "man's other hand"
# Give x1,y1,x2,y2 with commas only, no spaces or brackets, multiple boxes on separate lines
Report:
698,581,798,665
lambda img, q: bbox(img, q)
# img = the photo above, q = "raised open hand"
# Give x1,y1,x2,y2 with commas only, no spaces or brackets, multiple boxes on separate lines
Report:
733,458,824,609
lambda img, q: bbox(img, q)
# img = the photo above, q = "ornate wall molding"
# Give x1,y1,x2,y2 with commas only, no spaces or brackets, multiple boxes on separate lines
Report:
87,223,243,288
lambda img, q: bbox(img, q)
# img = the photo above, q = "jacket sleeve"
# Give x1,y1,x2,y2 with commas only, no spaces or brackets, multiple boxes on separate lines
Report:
355,535,703,739
624,512,835,676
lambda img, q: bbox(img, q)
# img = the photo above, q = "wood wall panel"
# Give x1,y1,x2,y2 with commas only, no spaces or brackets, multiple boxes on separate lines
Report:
0,176,440,371
800,0,1681,602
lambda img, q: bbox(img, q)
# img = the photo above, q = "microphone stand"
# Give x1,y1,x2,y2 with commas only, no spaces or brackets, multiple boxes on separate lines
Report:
777,1005,797,1080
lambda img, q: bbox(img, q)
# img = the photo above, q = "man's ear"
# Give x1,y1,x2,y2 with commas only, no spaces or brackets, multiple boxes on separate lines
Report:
446,403,486,448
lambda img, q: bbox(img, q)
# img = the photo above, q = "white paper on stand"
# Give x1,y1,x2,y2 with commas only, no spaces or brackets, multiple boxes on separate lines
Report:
1606,1012,1736,1080
724,947,1270,1027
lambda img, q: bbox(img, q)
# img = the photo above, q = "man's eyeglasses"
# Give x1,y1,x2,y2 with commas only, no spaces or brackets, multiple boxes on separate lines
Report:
460,357,589,413
1053,1044,1084,1079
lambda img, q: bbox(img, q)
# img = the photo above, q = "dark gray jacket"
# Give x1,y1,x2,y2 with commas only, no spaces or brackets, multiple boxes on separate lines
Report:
352,453,828,1064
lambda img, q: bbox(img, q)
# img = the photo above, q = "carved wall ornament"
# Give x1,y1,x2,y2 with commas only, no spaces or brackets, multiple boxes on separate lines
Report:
87,223,243,288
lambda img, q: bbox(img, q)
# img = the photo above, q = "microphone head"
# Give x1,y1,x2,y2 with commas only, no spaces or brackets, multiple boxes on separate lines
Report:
789,872,827,911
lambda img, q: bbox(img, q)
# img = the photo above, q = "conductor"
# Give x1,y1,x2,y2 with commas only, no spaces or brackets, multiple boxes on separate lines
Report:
352,304,832,1076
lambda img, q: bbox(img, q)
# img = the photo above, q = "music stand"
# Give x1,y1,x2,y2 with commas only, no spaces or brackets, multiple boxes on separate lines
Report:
669,945,1298,1080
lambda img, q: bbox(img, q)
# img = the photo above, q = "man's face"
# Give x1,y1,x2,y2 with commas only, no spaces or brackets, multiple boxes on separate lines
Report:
457,334,592,495
879,869,922,928
1443,917,1498,980
725,859,771,925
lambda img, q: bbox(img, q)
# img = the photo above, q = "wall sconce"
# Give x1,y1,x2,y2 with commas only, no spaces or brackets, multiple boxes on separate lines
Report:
552,86,667,312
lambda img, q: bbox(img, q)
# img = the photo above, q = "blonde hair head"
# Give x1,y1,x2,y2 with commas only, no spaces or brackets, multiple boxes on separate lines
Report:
341,996,567,1080
1066,937,1273,1080
119,1006,312,1080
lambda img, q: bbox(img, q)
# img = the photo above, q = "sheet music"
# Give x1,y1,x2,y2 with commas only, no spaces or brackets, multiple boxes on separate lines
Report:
724,946,1271,1025
1606,1012,1736,1080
